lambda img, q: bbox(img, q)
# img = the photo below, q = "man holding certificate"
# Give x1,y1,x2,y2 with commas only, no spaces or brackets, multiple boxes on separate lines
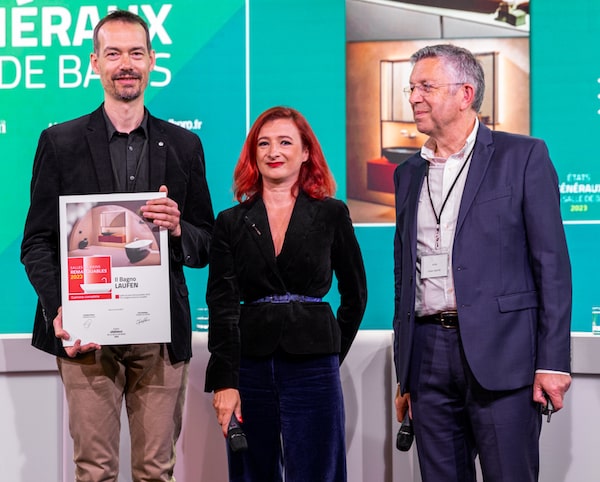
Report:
21,10,214,482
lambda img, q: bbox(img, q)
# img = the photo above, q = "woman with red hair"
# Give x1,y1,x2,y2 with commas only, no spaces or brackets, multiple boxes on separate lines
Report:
205,106,367,481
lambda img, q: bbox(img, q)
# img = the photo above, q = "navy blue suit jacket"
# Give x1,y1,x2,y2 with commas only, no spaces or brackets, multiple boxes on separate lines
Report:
393,123,572,393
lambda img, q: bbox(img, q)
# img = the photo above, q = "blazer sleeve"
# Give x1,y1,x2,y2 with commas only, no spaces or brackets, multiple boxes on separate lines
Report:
205,211,241,391
169,133,214,269
331,202,367,362
21,128,62,324
523,139,572,372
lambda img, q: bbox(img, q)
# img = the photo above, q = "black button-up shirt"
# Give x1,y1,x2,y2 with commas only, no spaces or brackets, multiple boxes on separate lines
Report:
103,108,150,192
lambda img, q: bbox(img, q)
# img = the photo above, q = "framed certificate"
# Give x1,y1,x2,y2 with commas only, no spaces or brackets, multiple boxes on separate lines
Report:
59,192,171,346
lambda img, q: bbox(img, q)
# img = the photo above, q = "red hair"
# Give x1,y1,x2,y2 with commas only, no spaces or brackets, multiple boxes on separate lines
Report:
233,106,336,202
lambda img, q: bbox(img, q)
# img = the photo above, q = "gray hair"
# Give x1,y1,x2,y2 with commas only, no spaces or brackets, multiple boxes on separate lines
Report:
410,44,485,113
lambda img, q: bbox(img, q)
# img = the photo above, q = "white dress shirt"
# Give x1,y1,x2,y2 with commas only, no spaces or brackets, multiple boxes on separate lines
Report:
415,120,478,317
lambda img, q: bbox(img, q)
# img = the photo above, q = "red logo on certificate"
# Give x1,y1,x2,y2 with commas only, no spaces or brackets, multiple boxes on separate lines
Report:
68,256,112,300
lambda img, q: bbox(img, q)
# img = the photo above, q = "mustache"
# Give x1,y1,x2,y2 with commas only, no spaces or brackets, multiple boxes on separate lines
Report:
112,69,142,80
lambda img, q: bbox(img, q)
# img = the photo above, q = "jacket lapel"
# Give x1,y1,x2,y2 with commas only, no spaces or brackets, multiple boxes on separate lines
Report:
456,124,494,235
282,192,316,256
276,192,318,277
407,158,427,268
86,107,114,192
243,197,282,278
147,115,167,190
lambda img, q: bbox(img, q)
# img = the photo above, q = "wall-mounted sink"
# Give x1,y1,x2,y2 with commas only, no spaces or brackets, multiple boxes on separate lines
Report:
382,147,419,164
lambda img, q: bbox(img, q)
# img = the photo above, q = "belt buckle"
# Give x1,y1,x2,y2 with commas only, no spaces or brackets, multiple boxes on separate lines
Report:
271,294,291,304
439,311,457,329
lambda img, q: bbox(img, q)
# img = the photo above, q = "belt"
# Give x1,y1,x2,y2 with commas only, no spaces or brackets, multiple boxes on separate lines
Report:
416,311,459,329
251,293,323,304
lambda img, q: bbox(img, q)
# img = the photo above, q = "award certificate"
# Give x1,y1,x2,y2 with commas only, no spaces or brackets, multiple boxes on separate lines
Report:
59,192,171,346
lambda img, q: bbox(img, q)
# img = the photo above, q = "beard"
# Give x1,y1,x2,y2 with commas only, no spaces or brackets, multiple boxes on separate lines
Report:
111,70,144,102
115,86,142,102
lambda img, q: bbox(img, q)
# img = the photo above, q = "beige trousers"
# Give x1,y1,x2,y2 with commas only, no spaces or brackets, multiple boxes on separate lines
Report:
57,344,189,482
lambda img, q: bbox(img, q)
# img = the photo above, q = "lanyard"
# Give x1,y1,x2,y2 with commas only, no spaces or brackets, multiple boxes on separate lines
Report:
425,146,475,250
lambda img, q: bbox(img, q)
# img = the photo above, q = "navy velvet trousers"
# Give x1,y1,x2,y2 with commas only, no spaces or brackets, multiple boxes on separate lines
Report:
227,352,347,482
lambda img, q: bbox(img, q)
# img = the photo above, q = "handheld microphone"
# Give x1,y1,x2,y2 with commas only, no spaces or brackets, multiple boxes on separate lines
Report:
227,413,248,452
396,414,414,452
540,391,555,423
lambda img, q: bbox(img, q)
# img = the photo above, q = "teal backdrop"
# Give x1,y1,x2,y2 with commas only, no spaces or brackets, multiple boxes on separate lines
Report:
0,0,593,334
530,1,598,332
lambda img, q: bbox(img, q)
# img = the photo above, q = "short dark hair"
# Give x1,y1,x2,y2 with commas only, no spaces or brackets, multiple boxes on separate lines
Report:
411,44,485,113
93,10,152,54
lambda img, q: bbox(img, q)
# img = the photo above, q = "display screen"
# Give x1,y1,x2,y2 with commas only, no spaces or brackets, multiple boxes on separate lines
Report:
1,0,592,333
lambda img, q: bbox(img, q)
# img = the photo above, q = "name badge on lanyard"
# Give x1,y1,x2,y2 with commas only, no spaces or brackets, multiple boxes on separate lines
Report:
421,253,449,279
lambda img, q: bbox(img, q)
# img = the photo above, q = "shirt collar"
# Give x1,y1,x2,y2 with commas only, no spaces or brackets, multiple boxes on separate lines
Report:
102,106,149,140
421,118,479,165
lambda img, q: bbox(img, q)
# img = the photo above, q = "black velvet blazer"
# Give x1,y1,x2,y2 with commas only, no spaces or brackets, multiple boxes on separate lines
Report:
204,192,367,392
21,106,214,362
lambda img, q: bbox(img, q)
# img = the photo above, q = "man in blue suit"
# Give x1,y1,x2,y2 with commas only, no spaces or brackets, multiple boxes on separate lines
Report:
393,44,572,482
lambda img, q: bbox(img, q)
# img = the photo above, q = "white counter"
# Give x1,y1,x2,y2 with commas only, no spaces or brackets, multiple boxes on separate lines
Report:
0,331,598,481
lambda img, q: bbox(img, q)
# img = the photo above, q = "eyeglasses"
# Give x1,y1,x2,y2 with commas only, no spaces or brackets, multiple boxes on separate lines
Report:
403,82,464,97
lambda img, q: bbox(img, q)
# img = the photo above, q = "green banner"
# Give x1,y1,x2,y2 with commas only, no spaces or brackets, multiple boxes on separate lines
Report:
531,0,600,332
1,0,247,333
6,1,591,335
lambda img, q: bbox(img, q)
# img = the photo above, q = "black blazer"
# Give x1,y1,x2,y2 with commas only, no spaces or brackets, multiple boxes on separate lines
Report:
204,192,367,392
21,106,214,362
